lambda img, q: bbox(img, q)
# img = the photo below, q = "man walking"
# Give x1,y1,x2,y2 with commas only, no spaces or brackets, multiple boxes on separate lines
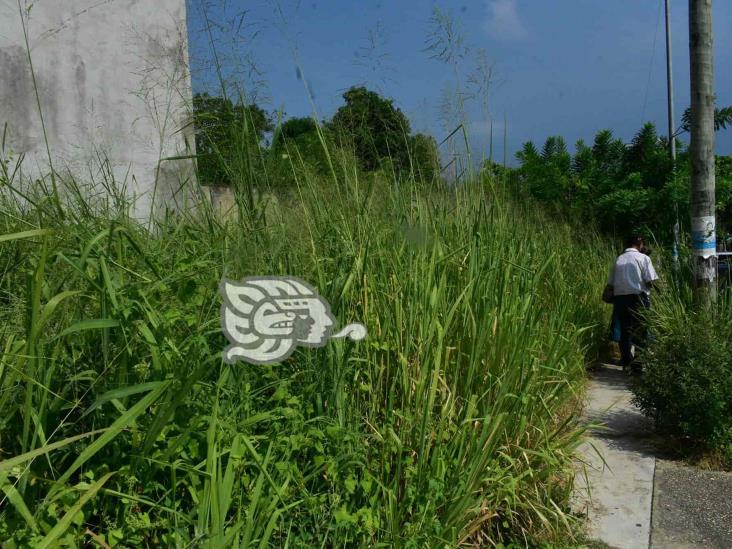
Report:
607,235,659,370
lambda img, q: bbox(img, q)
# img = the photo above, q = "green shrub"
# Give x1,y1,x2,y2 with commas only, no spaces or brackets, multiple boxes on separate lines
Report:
632,290,732,461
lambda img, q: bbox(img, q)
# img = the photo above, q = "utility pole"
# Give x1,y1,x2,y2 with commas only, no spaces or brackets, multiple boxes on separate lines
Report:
688,0,717,302
665,0,676,162
665,0,681,267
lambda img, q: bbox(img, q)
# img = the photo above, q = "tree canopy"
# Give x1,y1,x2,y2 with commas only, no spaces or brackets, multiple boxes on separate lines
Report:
270,117,331,174
514,121,732,239
192,87,442,188
192,93,272,186
329,86,413,174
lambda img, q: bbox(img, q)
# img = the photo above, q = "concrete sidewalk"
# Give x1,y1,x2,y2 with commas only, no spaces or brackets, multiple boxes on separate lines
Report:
571,363,732,549
572,364,656,548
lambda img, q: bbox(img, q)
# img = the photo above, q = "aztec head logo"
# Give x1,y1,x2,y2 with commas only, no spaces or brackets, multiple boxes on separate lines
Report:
220,276,367,364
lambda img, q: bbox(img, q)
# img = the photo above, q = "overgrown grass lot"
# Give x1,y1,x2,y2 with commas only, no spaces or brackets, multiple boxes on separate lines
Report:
0,155,613,546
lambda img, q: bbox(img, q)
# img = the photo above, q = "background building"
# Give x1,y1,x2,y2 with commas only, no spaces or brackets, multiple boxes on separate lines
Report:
0,0,195,221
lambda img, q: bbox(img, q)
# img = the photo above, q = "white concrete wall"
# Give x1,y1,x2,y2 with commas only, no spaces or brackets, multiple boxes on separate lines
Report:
0,0,196,220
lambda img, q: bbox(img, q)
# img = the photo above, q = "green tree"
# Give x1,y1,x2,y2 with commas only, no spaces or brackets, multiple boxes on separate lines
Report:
329,87,412,174
571,138,595,179
715,156,732,236
514,119,732,242
622,123,672,189
515,136,572,201
481,159,512,181
515,141,543,190
192,93,272,186
591,129,625,181
408,133,440,183
540,136,572,200
270,117,331,175
516,141,540,165
595,175,653,235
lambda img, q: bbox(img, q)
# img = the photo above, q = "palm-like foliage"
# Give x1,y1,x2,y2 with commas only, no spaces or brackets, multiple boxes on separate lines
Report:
591,129,625,179
513,123,695,237
571,139,594,177
623,123,673,189
680,105,732,134
515,141,540,164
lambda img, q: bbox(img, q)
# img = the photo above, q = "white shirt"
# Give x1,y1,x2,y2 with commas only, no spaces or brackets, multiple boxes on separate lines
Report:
608,248,659,296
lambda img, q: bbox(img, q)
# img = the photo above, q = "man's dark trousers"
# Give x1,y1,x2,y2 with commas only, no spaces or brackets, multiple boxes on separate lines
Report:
614,293,649,367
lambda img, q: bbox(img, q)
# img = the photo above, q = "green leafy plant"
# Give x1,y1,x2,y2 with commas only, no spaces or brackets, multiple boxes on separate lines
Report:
192,92,272,187
513,121,732,243
632,287,732,467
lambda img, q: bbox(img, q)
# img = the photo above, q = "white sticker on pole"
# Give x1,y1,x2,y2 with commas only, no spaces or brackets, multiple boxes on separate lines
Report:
691,215,716,258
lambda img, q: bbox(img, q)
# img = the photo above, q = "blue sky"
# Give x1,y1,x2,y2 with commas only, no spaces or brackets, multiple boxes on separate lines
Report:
186,1,732,165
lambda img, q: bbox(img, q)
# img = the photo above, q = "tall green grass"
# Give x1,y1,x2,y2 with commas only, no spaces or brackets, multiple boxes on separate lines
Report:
0,121,614,546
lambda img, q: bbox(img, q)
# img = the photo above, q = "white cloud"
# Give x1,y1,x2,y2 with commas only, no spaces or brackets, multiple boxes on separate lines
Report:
483,0,529,42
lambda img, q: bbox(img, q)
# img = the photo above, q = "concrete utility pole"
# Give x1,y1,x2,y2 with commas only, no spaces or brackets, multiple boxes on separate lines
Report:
665,0,681,267
688,0,717,301
665,0,676,161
